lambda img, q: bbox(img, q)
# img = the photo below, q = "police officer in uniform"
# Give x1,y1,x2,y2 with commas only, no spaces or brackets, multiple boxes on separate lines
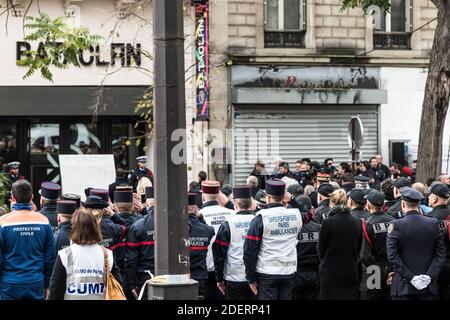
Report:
387,187,447,300
188,193,215,299
293,211,321,300
199,180,235,300
129,156,154,190
428,183,450,299
360,190,394,300
315,183,334,224
54,200,77,251
386,177,412,218
125,186,156,300
39,182,61,232
244,179,303,300
213,186,255,300
348,188,370,220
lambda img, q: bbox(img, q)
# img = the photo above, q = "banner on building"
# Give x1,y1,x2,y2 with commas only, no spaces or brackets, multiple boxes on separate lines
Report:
195,1,209,121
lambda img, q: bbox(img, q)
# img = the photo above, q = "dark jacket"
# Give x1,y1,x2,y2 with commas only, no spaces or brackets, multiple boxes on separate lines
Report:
40,203,58,232
249,169,267,190
125,209,155,289
368,167,386,189
342,184,355,193
386,200,403,219
387,211,447,297
430,205,450,221
114,212,143,276
351,208,369,220
318,206,363,300
297,220,321,271
383,200,398,212
360,211,394,292
189,213,215,281
55,221,72,252
99,215,127,251
129,168,154,190
315,199,331,224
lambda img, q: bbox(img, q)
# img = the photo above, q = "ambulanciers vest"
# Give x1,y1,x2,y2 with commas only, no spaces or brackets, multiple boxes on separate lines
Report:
200,201,235,271
224,213,255,282
256,206,303,275
59,244,113,300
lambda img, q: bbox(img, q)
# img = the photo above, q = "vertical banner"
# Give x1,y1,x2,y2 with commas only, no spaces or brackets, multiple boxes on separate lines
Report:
195,1,209,121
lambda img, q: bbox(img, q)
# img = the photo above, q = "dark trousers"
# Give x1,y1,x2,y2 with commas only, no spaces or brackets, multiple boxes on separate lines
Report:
205,271,225,301
292,270,319,300
0,281,44,300
439,265,450,300
226,281,256,300
257,275,293,300
391,293,438,300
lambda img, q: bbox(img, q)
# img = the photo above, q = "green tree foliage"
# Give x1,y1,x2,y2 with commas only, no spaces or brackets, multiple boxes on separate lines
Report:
340,0,390,12
16,13,102,82
0,173,11,211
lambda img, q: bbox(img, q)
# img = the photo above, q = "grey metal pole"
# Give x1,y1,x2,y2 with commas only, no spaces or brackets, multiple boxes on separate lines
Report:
148,0,198,300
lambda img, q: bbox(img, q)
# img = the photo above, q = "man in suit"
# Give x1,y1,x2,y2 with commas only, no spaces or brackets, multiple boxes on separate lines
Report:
387,187,447,300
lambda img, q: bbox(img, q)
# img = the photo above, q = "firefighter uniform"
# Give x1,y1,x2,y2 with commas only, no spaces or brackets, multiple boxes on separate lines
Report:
199,180,235,300
360,191,394,300
39,182,61,232
244,179,303,300
54,200,77,252
315,183,334,224
213,186,255,300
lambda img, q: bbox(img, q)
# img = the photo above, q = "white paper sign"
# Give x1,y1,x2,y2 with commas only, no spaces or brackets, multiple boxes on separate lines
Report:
59,154,116,200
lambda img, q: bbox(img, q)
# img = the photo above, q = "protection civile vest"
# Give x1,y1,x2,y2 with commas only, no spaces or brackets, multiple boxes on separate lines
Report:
59,244,113,300
224,214,255,282
200,204,235,271
256,207,303,275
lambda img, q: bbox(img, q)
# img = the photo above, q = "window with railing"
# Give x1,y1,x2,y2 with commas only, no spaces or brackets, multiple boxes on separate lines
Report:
264,0,306,48
371,0,412,49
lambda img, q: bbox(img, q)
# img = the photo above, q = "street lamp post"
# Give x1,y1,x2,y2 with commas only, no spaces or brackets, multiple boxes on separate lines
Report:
148,0,198,299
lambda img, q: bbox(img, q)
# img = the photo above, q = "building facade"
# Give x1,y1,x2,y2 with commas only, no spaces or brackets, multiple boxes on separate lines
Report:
204,0,450,184
0,0,200,197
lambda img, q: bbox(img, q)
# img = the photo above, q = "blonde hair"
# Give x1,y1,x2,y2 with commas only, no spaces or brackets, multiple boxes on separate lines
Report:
412,182,427,195
137,177,152,196
85,208,104,223
330,189,347,207
304,185,315,196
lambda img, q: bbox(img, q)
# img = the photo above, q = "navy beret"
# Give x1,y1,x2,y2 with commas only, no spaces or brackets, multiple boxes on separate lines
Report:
394,177,412,189
400,187,423,203
430,183,450,199
349,188,367,205
318,183,334,197
265,179,286,197
366,190,384,206
57,200,77,215
233,186,252,199
40,182,61,200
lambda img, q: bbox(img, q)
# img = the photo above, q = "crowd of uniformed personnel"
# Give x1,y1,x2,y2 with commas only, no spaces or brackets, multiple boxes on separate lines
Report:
0,155,449,301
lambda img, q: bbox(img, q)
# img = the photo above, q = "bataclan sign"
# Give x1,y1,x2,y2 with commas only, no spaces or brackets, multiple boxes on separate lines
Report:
16,41,142,67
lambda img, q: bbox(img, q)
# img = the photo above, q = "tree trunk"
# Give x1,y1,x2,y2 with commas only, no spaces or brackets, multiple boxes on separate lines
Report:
416,5,450,183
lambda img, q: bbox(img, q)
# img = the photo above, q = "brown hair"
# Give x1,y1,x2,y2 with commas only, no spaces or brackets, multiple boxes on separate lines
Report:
330,189,347,207
71,210,102,245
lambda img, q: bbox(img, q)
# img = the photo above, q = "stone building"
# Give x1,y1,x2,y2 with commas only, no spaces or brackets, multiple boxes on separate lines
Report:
201,0,450,184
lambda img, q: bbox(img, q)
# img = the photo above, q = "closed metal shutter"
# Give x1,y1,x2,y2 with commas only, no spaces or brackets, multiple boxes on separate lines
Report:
233,105,379,185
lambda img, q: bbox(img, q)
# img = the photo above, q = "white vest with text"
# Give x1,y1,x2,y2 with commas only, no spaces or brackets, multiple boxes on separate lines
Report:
200,204,236,272
256,207,303,275
224,213,255,282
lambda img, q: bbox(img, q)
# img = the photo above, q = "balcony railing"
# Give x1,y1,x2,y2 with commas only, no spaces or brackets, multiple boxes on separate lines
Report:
373,32,411,50
264,31,306,48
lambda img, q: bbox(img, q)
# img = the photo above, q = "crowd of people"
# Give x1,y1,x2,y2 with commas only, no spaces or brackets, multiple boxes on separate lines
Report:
0,154,449,301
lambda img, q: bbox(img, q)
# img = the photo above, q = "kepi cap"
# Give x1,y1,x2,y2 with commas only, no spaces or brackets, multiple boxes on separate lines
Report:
201,180,220,194
265,179,285,197
90,189,109,202
114,191,133,203
40,182,61,200
232,185,252,199
57,200,77,215
62,193,81,208
188,193,197,206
